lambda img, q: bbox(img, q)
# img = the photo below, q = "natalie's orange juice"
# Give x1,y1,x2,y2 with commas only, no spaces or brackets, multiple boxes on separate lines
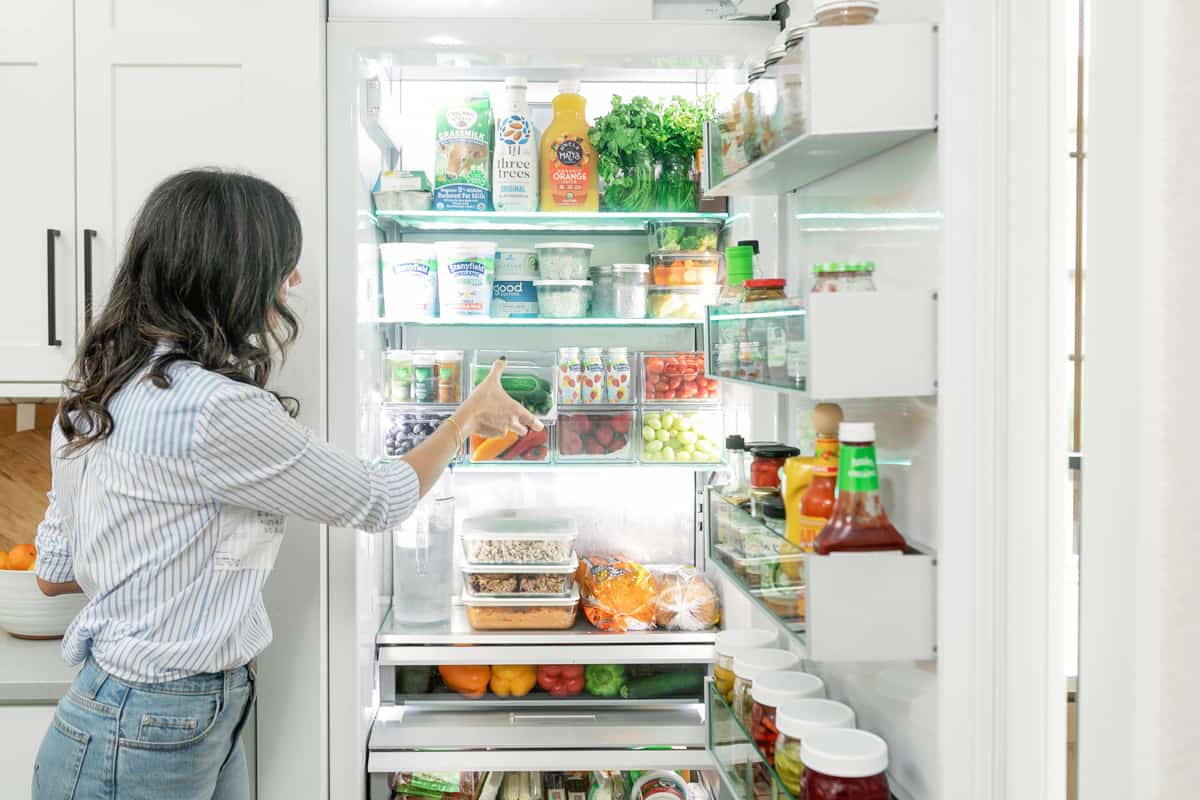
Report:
540,80,598,211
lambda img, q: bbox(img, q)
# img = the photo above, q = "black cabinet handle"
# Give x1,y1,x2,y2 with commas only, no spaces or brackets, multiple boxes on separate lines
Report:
46,229,61,346
84,228,97,329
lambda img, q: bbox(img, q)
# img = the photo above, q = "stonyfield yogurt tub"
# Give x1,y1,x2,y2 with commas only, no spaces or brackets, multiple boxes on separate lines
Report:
436,241,496,317
380,243,438,319
493,248,539,318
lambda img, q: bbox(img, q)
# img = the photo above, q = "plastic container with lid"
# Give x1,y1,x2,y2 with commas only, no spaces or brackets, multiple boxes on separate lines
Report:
535,242,594,280
814,0,880,26
556,409,636,462
713,629,777,702
412,352,438,403
639,408,723,464
774,699,858,795
462,559,578,598
648,285,719,319
800,728,890,800
435,350,463,403
380,242,438,320
460,511,578,565
751,445,801,491
589,265,616,317
641,351,719,403
731,647,800,727
646,218,724,254
611,263,650,318
534,279,592,318
750,672,827,766
650,252,722,286
493,248,540,318
462,587,580,630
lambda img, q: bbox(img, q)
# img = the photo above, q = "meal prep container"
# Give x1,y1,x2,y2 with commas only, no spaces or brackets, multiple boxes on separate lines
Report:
641,352,721,404
534,242,594,280
461,587,580,630
556,410,637,462
650,252,722,286
534,279,592,318
460,511,578,565
648,285,720,319
462,559,578,598
646,219,724,254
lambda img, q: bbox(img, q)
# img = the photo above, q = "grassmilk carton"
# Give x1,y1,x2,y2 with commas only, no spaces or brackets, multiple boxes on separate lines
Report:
434,96,493,211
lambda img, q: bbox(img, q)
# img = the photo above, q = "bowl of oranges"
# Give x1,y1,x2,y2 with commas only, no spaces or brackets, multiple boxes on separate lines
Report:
0,544,86,639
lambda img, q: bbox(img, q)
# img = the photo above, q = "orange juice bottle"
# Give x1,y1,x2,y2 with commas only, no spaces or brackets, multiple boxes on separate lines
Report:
540,80,599,211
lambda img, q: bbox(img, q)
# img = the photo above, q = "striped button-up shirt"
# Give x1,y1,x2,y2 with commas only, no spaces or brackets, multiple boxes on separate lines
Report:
36,359,420,683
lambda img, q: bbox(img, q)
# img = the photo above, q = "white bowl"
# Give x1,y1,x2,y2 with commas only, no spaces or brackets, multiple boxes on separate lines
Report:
0,569,86,639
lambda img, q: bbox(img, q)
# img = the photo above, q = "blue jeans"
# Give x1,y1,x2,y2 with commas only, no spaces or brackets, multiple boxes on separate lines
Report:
32,658,255,800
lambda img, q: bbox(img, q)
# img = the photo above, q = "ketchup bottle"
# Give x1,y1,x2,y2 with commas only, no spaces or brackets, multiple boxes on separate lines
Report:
814,422,907,554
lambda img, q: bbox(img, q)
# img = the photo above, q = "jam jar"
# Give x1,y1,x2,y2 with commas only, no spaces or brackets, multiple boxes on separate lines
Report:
774,698,857,795
713,629,777,704
749,671,826,766
799,727,888,800
750,445,801,493
731,648,800,728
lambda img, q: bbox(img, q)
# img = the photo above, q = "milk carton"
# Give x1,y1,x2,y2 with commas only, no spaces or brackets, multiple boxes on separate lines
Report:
492,77,539,212
434,96,493,211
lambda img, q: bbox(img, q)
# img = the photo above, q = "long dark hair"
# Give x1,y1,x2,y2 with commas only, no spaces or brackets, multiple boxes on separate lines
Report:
59,168,303,451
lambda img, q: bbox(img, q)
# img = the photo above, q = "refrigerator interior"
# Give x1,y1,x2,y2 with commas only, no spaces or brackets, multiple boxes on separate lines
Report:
328,14,940,800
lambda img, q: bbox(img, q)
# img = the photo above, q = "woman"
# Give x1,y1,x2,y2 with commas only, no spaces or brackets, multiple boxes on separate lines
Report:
31,169,539,800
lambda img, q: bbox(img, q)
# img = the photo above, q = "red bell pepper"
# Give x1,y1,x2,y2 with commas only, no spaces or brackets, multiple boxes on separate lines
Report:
536,664,585,697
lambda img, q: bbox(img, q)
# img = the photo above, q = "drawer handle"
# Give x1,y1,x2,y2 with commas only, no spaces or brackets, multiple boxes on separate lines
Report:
46,229,61,346
83,228,97,329
509,713,597,723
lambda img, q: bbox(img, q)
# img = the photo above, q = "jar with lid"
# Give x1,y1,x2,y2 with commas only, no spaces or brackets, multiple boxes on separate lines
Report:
813,0,880,26
800,728,889,800
589,265,616,317
848,261,878,291
731,647,800,728
435,350,463,403
750,445,801,493
384,350,413,402
713,629,776,704
738,341,765,381
741,277,787,303
750,672,825,766
717,342,738,377
774,699,858,795
811,263,852,293
412,352,437,403
611,263,650,318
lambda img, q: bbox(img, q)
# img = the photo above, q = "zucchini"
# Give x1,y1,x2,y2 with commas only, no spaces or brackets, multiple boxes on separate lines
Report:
619,670,705,699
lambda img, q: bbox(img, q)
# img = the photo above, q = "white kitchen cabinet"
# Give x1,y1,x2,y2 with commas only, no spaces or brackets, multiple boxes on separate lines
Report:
0,0,78,392
0,705,55,797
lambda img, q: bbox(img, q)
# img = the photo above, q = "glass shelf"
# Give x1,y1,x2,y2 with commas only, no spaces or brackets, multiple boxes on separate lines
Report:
376,316,701,327
707,681,797,800
376,209,728,233
704,298,809,395
454,461,722,473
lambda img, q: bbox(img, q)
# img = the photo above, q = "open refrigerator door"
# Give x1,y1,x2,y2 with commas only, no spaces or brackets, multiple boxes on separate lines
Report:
329,10,941,800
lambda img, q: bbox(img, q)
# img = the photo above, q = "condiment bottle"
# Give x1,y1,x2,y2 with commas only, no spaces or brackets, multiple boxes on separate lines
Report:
750,672,826,766
773,699,858,796
783,403,843,506
731,647,800,728
800,728,890,800
539,80,599,211
814,422,907,554
713,629,777,704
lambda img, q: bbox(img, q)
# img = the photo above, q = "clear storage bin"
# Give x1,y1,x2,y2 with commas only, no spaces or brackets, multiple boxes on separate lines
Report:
534,242,594,280
556,410,636,462
460,511,578,565
639,408,723,464
382,406,456,459
648,285,719,319
468,427,551,464
462,587,580,630
641,352,720,403
645,219,724,254
650,252,722,286
471,349,557,421
462,559,578,598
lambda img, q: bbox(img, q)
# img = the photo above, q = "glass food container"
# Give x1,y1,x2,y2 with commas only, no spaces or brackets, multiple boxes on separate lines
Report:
750,445,802,492
460,511,578,565
749,671,827,766
731,647,800,728
774,698,858,795
648,285,720,319
645,218,724,253
461,560,578,598
462,587,580,630
738,341,765,381
589,265,616,318
612,263,650,318
534,242,594,280
534,280,593,318
650,252,722,286
713,629,777,703
741,277,787,302
800,727,890,800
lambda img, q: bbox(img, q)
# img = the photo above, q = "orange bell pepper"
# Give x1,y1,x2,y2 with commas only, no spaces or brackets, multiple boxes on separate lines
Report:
438,665,491,698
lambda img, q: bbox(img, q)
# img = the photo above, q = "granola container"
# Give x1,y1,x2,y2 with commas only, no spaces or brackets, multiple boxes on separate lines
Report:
462,559,579,598
462,587,580,630
460,511,578,565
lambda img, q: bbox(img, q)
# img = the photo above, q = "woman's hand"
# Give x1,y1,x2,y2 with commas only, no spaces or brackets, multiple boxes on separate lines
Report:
454,358,544,439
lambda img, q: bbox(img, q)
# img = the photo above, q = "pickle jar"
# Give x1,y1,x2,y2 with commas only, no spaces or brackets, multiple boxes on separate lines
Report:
774,698,857,796
800,727,890,800
731,647,800,728
713,629,777,703
749,671,826,766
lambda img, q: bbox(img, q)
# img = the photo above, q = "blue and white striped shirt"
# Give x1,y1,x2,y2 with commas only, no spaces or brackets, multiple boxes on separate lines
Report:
36,358,420,683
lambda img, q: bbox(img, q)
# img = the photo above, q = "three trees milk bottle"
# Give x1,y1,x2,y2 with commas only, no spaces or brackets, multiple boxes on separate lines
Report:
493,76,538,211
540,80,599,211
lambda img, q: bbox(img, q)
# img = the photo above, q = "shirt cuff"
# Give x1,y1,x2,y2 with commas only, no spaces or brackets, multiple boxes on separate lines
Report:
35,547,75,583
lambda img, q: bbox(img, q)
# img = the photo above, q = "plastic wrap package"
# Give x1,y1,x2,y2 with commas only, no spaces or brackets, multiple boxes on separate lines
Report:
392,772,482,800
652,566,721,631
577,557,657,632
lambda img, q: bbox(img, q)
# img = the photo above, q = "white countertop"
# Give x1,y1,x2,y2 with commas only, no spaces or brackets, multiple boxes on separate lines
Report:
0,635,78,704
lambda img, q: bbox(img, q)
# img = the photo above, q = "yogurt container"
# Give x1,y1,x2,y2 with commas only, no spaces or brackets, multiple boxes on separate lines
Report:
493,248,539,318
380,243,438,319
436,241,496,317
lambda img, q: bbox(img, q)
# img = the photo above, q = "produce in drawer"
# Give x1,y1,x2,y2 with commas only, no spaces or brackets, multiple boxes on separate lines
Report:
583,664,627,697
469,428,550,463
557,411,634,461
650,252,722,286
639,410,722,463
489,664,537,697
536,664,585,697
620,669,706,699
438,665,491,698
646,219,723,253
642,352,719,402
471,365,555,417
384,409,453,457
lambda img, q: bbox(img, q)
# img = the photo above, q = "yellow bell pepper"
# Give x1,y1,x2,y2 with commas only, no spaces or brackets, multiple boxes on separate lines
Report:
438,665,491,698
489,664,537,697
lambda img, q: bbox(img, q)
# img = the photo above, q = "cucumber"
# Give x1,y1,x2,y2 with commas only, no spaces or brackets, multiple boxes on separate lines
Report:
619,670,705,699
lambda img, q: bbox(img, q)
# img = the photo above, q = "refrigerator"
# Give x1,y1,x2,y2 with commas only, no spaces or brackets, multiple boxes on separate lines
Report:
327,7,949,800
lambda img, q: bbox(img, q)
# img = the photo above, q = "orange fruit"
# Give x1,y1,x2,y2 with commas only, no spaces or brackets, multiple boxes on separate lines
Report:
0,551,9,570
8,544,37,571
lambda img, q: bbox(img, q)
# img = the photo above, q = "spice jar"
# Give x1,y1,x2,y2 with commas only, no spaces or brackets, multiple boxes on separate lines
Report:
384,350,413,402
713,629,776,703
774,698,857,796
751,445,801,492
800,727,889,800
435,350,462,403
412,352,437,403
731,647,800,728
749,671,826,766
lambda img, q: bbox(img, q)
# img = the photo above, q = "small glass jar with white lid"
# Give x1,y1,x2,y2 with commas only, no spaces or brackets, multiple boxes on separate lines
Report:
713,629,777,703
611,263,650,318
749,671,826,766
731,647,800,727
800,727,890,800
773,698,857,795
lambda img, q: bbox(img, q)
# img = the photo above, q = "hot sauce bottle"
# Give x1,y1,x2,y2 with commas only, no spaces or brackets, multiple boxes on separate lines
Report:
814,422,907,554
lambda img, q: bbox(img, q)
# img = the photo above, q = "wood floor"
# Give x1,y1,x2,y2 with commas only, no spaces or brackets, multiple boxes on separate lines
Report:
0,404,55,554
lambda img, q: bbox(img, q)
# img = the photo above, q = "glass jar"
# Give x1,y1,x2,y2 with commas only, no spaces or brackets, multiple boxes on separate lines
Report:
811,263,853,293
384,350,413,402
717,342,738,377
612,263,650,318
800,728,889,800
738,341,765,381
849,261,878,291
731,647,800,728
749,671,826,766
713,629,776,703
412,352,437,403
589,265,616,317
774,698,858,796
435,350,463,403
741,278,787,303
750,445,801,492
814,0,880,26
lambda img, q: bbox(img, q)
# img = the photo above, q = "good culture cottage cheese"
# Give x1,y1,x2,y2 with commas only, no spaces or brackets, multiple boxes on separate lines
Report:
379,243,438,319
437,241,497,317
492,248,539,318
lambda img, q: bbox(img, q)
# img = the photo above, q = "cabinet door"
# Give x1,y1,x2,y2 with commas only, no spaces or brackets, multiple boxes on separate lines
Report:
0,0,77,388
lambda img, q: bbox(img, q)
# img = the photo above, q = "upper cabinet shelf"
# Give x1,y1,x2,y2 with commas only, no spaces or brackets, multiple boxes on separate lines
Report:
703,22,938,197
376,209,728,234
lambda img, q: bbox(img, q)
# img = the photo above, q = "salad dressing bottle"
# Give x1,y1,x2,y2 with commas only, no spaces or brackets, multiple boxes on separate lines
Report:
540,81,599,211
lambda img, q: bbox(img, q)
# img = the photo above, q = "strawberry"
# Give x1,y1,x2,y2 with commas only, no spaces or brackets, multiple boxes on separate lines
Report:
585,439,607,455
594,426,614,446
560,430,584,454
611,415,631,434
